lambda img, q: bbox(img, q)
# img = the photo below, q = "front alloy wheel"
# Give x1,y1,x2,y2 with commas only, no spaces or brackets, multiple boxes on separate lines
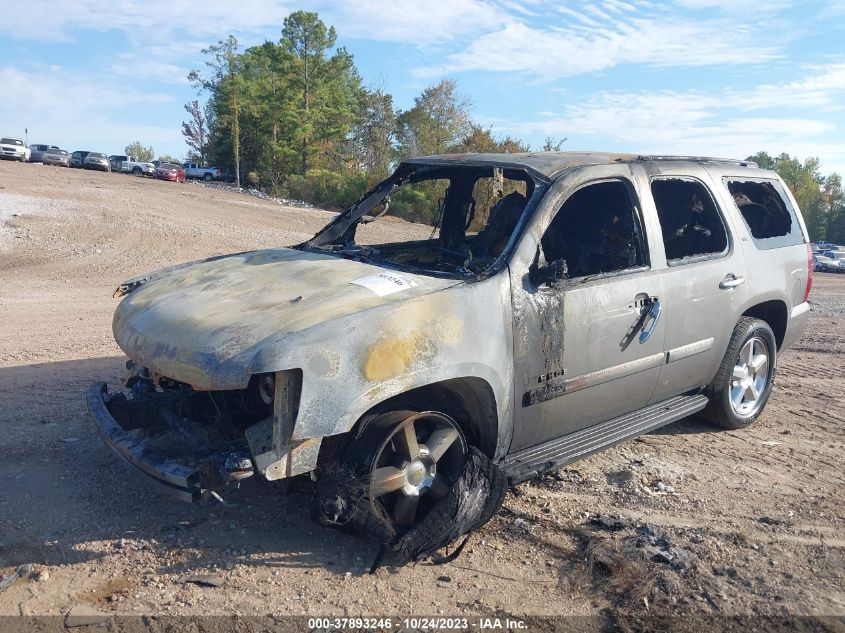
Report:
351,410,467,528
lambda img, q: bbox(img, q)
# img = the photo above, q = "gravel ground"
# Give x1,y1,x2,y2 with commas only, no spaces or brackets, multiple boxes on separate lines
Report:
0,160,843,626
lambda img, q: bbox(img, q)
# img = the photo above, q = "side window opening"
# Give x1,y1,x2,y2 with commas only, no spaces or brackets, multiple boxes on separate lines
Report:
651,178,728,262
726,179,792,239
541,180,648,279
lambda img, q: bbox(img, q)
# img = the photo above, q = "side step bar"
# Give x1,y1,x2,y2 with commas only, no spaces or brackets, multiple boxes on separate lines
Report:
503,393,708,484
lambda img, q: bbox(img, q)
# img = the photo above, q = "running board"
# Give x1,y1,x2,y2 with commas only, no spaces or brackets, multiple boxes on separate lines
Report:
503,393,709,484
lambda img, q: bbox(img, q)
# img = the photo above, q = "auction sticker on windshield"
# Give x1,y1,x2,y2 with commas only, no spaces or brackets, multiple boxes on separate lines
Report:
351,272,419,296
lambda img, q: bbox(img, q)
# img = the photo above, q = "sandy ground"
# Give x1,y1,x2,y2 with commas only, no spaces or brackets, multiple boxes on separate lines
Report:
0,160,843,626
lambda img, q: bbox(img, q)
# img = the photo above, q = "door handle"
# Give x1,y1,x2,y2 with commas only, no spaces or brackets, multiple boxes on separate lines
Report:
639,298,661,344
719,274,745,289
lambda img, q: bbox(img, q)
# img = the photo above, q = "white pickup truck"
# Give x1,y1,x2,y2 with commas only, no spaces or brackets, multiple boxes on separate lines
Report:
121,156,156,176
183,163,221,181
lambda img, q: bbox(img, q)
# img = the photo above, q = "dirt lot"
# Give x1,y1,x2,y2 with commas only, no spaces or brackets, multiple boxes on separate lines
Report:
0,160,843,627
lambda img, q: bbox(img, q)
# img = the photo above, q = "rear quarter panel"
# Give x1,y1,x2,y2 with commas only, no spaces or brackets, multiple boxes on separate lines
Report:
705,167,810,349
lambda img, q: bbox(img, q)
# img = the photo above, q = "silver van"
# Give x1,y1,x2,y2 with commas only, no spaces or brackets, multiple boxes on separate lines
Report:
89,152,811,533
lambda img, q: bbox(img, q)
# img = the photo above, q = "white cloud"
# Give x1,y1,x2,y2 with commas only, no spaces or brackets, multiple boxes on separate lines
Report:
324,0,510,44
1,0,515,48
0,66,177,153
108,54,191,86
0,0,295,43
0,66,171,109
413,1,792,79
489,62,845,173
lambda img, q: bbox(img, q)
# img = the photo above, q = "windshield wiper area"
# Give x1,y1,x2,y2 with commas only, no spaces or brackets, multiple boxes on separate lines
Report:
310,243,381,265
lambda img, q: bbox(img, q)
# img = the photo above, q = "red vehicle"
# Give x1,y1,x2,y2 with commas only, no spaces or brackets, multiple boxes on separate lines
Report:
155,162,186,183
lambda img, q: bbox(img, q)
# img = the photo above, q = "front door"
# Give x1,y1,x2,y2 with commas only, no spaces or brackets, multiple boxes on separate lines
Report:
509,165,666,452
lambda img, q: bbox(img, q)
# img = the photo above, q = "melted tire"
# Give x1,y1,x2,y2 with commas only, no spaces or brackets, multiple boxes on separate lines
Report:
312,410,506,566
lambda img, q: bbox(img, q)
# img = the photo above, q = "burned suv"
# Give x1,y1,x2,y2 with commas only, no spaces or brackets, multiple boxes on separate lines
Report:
89,152,811,534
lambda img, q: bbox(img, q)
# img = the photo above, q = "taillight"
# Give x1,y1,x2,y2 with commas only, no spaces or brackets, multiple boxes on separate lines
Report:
804,242,813,302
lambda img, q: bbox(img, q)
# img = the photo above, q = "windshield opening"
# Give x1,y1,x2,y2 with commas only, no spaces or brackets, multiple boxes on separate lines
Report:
302,162,541,277
1,138,23,146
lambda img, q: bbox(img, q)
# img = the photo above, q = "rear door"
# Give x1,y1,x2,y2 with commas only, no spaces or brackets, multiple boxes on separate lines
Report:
638,163,749,402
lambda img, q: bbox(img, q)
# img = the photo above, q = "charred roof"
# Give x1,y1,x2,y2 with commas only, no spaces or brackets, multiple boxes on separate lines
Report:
404,152,757,180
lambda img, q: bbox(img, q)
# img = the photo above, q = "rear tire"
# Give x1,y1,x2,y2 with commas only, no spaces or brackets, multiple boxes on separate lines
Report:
702,317,777,430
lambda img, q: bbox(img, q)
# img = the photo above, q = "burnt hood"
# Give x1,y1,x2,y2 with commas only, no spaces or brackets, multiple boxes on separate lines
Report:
112,248,457,389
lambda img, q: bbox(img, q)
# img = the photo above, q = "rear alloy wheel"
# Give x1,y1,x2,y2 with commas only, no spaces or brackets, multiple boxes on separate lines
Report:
346,410,467,528
702,317,777,429
729,337,770,417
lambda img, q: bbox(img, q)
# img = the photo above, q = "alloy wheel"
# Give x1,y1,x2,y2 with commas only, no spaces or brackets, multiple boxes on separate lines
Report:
729,336,769,417
368,411,466,527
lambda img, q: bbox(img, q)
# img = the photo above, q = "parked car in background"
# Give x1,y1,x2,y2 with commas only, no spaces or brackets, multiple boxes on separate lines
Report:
821,250,845,268
183,162,221,181
70,151,91,168
122,156,156,176
29,144,58,163
155,162,186,183
109,155,128,172
42,148,70,167
83,152,110,172
813,254,841,272
1,137,31,162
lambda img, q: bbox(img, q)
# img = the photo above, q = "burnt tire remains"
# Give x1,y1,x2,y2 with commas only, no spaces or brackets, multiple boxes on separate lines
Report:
312,412,507,568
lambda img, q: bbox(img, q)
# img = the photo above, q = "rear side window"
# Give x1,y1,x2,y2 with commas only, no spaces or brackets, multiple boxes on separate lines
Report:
724,178,804,249
650,177,728,263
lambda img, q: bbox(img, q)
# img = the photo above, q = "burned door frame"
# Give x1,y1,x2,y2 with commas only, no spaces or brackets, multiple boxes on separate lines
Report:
507,163,668,452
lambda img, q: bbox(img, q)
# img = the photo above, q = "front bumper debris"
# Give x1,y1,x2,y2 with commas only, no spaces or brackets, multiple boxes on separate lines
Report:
87,382,202,502
86,382,253,503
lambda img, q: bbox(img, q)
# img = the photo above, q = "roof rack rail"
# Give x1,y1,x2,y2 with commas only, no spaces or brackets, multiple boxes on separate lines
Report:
633,155,758,168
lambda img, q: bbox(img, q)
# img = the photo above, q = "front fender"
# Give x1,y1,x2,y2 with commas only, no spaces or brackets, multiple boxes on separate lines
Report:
252,274,515,453
309,361,510,442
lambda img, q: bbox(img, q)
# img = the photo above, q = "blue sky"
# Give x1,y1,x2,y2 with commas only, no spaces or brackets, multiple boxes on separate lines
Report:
2,0,845,174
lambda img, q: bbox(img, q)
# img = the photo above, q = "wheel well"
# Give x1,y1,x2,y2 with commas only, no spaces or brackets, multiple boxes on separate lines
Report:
742,300,787,349
349,378,499,458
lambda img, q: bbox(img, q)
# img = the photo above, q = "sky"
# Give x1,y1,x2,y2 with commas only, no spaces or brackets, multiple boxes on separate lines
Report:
2,0,845,174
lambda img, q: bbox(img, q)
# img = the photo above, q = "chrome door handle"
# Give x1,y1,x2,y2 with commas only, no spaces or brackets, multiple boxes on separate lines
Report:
639,298,661,344
719,274,745,289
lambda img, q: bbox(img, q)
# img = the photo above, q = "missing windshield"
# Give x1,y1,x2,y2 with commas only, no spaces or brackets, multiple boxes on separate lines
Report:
303,163,540,277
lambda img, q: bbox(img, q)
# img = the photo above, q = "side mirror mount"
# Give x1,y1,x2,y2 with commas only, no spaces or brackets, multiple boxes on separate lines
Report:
531,258,568,287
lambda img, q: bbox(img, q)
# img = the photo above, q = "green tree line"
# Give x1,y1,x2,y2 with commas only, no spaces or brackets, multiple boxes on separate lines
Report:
183,11,536,219
182,10,844,242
